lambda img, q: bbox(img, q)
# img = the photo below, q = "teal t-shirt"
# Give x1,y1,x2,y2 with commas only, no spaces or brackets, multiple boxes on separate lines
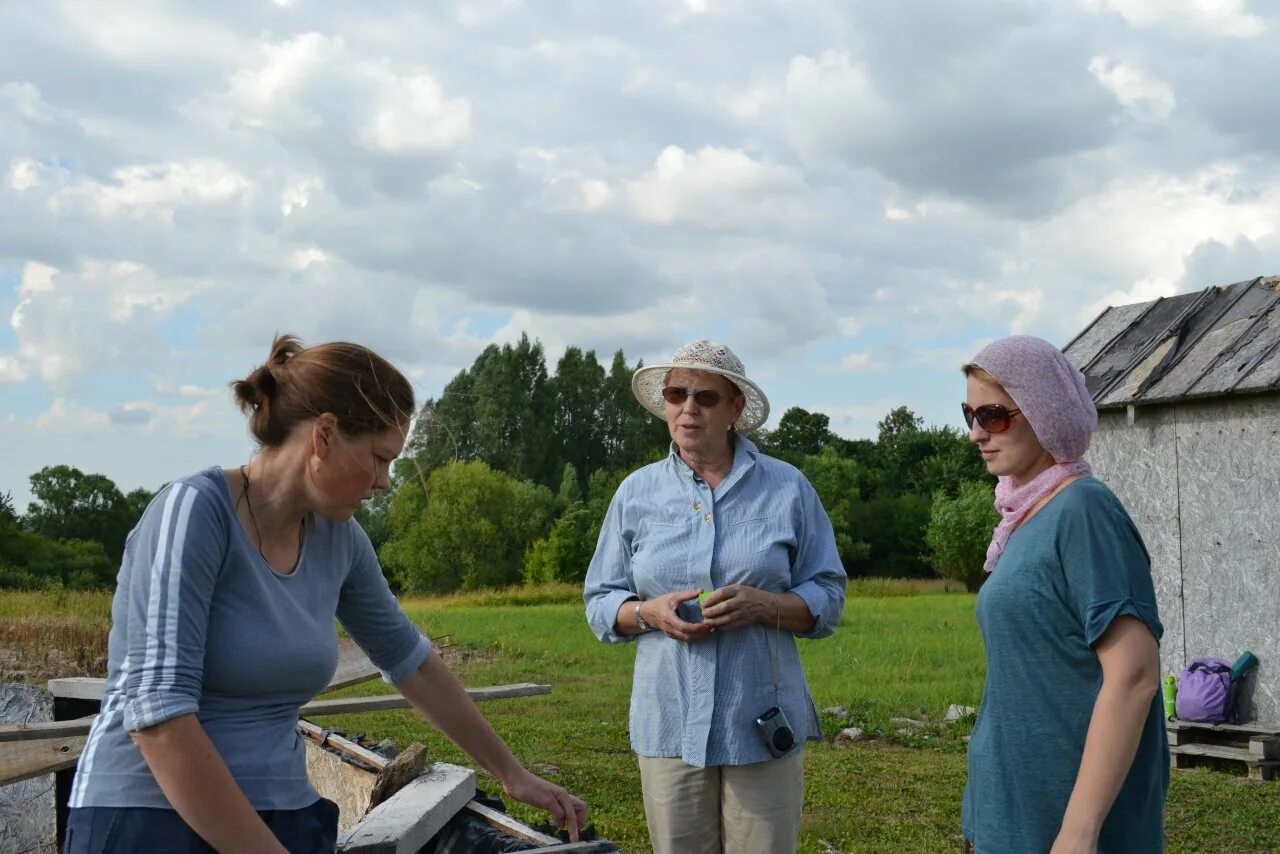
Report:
961,477,1169,853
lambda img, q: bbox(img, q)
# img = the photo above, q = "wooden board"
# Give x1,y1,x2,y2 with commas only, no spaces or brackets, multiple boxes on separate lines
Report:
463,799,562,846
46,643,383,706
305,738,379,835
1167,720,1280,737
0,733,87,786
0,685,552,743
1171,743,1280,781
337,763,476,853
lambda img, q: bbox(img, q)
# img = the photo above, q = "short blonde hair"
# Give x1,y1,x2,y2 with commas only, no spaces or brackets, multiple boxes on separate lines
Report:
963,364,1000,384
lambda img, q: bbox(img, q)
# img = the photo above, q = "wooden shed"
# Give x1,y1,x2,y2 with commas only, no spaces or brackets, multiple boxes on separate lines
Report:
1063,274,1280,724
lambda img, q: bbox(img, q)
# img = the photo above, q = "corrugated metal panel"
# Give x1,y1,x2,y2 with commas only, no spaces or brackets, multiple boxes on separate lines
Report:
1062,302,1149,374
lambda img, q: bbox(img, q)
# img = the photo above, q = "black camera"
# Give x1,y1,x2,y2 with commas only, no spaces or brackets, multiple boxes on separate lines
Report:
754,706,796,757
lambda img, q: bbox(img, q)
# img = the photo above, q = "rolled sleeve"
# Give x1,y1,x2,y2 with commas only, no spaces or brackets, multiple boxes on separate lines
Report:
583,491,638,644
121,482,225,732
789,480,847,640
338,523,432,685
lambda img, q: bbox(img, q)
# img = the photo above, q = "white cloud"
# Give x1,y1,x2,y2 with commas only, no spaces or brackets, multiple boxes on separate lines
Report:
362,70,471,155
53,161,254,220
0,354,28,384
628,145,806,228
1080,0,1266,39
33,398,110,433
823,352,887,373
1088,56,1176,121
8,158,39,190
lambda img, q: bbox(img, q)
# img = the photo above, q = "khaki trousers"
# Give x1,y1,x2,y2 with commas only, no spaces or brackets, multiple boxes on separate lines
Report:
637,751,804,854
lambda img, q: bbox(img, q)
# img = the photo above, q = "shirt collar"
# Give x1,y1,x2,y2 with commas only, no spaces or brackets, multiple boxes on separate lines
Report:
667,434,759,490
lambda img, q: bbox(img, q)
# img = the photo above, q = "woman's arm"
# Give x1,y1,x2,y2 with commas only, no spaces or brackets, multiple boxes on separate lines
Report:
132,715,286,853
396,649,587,841
1051,616,1160,853
701,588,816,633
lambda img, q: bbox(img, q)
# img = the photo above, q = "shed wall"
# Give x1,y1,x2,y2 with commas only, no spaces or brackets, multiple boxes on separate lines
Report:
1088,395,1280,723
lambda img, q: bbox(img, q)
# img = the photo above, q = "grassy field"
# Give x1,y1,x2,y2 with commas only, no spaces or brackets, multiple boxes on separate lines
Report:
5,584,1279,852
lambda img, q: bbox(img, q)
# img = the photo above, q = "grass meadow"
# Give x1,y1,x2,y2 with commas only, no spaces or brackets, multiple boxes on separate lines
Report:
4,583,1279,852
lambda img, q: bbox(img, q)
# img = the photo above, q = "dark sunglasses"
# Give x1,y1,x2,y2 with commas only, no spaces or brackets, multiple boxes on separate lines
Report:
663,386,729,408
961,403,1022,434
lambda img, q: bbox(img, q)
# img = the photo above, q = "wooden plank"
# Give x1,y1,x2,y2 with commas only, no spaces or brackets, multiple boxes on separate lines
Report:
532,844,618,853
47,643,385,704
1,685,552,743
463,799,563,846
298,720,389,770
326,638,382,694
1171,743,1277,764
1166,720,1280,737
301,684,551,717
337,763,475,853
368,743,428,810
0,733,87,786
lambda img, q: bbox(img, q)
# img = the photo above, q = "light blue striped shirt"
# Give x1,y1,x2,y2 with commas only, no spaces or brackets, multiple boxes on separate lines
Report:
70,467,430,811
584,437,846,767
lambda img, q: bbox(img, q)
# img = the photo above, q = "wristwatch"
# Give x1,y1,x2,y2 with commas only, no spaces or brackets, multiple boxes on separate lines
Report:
634,600,653,633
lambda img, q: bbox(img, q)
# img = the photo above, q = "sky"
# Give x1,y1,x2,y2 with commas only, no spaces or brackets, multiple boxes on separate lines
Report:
5,0,1280,511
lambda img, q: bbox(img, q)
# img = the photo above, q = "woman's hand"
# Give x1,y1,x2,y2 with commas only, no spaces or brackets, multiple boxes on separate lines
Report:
640,589,714,642
1048,829,1097,854
502,768,588,842
700,584,776,630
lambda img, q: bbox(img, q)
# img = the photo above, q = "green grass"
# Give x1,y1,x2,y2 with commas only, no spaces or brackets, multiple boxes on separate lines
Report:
9,587,1279,852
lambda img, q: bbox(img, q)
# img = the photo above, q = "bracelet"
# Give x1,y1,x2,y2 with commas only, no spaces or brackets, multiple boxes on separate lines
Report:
634,600,653,633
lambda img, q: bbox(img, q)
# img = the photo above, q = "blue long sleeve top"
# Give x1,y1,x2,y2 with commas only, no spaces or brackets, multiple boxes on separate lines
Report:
70,467,430,811
583,436,847,767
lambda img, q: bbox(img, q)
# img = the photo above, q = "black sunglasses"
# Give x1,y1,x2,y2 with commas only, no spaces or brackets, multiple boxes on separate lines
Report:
962,403,1022,434
663,386,730,408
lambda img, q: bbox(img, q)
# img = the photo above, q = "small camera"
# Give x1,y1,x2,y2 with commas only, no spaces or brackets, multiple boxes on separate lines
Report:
754,706,796,757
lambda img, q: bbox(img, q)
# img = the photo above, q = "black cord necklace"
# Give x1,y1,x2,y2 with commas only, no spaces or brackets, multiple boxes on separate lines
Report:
239,465,304,572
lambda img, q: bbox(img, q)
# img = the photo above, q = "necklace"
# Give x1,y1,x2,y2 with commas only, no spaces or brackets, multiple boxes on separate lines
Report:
239,465,305,572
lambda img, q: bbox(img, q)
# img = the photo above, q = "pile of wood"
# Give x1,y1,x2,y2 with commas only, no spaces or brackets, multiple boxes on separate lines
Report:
1,637,619,853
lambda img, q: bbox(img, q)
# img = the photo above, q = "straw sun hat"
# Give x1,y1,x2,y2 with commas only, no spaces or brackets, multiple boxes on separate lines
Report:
631,340,770,433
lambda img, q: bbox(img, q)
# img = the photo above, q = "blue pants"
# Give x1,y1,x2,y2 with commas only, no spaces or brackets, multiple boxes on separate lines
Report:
65,798,339,853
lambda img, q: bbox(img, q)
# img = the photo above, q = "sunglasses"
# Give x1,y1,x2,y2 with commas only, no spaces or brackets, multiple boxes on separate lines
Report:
662,386,730,408
961,403,1022,434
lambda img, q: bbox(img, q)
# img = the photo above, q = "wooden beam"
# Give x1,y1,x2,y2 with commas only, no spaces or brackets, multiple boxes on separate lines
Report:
1,684,551,744
336,763,475,853
325,638,383,693
0,733,87,786
463,799,563,846
298,720,390,770
301,684,551,717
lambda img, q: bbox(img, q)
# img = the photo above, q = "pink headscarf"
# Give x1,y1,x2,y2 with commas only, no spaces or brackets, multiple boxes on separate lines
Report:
968,335,1098,572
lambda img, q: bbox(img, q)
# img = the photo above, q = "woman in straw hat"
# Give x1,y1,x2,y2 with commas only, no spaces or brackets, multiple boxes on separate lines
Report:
959,335,1168,853
583,340,847,854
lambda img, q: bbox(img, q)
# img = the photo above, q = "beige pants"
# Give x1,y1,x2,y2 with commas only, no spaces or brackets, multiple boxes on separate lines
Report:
637,751,804,854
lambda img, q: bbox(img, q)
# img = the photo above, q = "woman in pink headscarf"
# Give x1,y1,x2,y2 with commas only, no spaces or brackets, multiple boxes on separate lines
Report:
959,336,1168,854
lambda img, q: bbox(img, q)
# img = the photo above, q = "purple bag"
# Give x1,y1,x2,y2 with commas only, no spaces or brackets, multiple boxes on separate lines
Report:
1175,658,1239,724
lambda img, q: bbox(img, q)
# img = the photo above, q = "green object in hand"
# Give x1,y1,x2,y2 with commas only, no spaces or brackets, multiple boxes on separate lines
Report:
699,590,711,603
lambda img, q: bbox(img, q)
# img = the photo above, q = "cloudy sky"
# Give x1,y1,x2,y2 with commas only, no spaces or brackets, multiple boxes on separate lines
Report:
5,0,1280,509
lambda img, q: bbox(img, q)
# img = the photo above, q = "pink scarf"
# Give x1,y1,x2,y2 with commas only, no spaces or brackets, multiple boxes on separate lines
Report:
984,461,1092,572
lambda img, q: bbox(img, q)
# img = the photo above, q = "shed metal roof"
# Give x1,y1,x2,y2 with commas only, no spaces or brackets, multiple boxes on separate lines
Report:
1062,275,1280,409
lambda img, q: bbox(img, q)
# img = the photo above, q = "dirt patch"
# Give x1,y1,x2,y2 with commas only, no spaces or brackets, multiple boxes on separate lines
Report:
437,643,498,669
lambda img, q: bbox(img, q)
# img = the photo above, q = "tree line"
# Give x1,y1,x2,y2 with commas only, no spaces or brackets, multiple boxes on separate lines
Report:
4,336,1001,593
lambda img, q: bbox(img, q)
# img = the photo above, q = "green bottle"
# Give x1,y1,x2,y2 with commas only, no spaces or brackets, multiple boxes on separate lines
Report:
1162,675,1177,720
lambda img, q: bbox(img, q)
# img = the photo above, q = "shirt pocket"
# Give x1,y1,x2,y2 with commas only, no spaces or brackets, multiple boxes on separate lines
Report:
721,514,796,588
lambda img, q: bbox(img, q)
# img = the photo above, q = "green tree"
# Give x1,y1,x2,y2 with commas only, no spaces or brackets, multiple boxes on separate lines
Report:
925,479,999,592
799,447,870,566
549,347,606,490
845,492,934,578
523,504,598,585
25,465,133,563
380,461,556,593
762,408,837,459
601,350,669,471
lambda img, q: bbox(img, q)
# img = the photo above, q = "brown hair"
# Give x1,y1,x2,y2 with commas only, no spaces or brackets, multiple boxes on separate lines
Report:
231,334,415,447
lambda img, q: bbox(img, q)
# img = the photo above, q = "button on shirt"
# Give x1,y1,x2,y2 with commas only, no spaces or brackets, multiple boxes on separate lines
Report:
584,437,847,767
